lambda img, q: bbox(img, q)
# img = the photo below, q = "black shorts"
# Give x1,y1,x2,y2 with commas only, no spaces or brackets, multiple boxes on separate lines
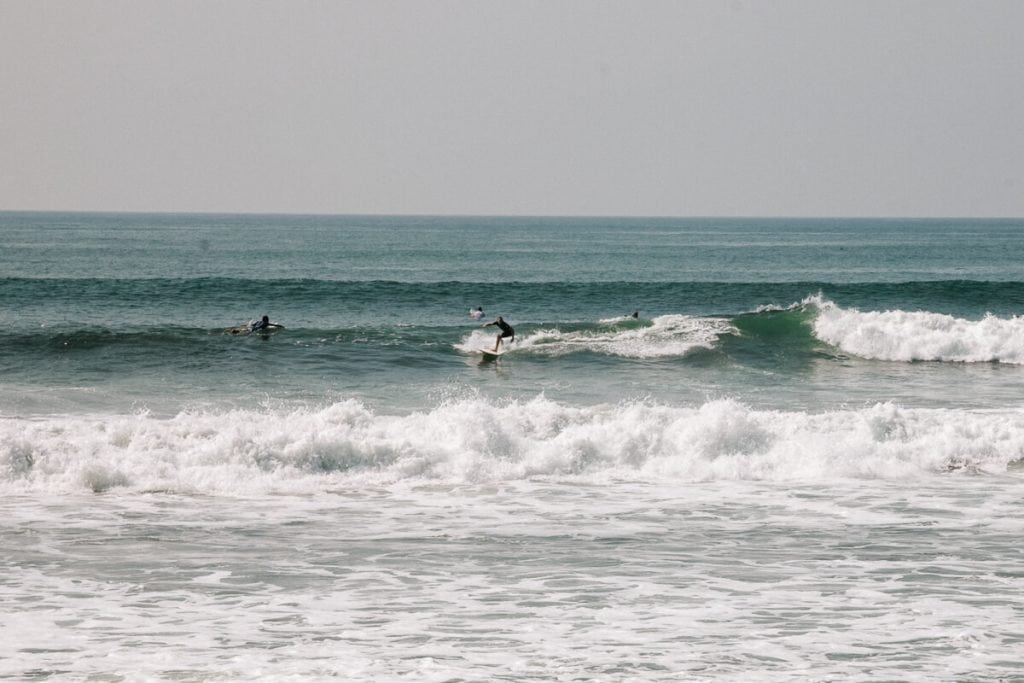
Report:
500,328,514,339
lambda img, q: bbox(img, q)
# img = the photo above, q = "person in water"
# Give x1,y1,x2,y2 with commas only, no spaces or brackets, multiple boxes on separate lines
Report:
248,315,284,333
470,306,485,320
483,315,514,352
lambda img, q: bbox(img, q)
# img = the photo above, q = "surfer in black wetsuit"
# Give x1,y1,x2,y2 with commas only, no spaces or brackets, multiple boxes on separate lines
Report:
248,315,284,333
483,316,514,352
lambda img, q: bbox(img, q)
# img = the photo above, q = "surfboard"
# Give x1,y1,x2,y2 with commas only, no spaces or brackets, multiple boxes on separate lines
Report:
224,324,283,336
479,347,508,359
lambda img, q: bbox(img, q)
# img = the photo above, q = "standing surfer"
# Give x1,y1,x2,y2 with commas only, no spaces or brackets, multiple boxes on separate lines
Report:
483,315,514,352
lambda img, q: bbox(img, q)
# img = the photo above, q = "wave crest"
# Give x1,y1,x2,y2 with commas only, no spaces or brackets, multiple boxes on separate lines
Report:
809,297,1024,363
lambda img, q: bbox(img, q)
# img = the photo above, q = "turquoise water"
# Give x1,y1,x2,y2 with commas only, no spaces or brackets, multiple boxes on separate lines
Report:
4,212,1024,414
2,212,1024,681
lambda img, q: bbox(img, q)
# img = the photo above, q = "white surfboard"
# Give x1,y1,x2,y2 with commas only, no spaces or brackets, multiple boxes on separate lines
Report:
479,347,508,359
224,323,283,336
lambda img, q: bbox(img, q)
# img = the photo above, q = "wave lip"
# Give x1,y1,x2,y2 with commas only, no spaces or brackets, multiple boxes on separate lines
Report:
810,297,1024,363
3,398,1022,495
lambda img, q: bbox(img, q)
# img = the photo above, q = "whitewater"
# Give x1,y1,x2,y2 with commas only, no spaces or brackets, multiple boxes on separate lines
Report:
4,398,1024,496
2,213,1024,681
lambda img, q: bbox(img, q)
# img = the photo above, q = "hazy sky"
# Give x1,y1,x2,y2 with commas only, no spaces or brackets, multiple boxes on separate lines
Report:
2,1,1021,216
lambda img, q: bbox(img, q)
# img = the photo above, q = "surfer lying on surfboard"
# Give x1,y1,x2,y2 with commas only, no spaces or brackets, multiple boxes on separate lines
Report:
248,315,285,333
482,316,514,352
226,315,285,336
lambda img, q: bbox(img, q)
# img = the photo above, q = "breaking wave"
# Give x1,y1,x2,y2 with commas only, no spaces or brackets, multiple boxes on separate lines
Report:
809,296,1024,363
456,315,735,358
3,397,1023,495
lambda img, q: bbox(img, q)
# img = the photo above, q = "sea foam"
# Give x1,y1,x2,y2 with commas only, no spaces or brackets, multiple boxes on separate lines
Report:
810,297,1024,363
456,314,733,358
3,397,1022,495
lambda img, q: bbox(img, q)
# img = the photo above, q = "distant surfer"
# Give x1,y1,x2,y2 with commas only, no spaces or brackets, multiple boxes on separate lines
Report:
470,306,485,320
630,310,639,319
483,315,514,352
247,315,284,333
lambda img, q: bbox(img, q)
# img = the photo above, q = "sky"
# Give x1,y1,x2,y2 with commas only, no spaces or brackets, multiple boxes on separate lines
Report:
1,1,1021,217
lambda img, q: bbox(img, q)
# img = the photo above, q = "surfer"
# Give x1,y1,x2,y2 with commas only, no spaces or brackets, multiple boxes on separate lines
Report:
248,315,284,333
630,310,639,319
483,315,514,352
470,306,485,320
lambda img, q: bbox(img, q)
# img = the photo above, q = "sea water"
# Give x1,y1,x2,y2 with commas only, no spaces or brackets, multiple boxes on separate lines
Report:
1,212,1023,681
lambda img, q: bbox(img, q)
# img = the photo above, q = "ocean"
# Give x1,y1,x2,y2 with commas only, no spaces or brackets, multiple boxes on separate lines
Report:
2,212,1023,681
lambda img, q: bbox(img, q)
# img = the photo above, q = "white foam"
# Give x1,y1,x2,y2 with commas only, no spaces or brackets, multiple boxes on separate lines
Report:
597,314,638,324
456,314,733,358
810,297,1024,363
3,397,1022,495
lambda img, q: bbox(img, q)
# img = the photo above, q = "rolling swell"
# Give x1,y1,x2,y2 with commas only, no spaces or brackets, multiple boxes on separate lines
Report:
721,307,825,366
6,278,1024,318
8,301,1024,369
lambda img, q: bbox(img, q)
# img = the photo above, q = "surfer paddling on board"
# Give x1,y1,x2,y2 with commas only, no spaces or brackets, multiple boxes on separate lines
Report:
470,306,485,320
483,315,514,352
247,315,284,333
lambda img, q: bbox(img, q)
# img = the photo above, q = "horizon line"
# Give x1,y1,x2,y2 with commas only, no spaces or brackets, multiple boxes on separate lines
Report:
2,209,1022,221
